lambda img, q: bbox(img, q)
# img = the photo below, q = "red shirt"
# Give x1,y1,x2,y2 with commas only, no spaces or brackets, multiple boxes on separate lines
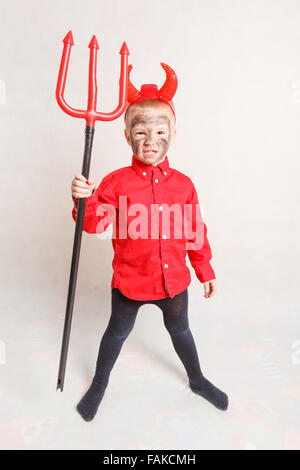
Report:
72,154,215,300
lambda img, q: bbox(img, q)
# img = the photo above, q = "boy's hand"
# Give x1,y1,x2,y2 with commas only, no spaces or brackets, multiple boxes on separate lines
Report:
203,279,216,299
71,172,96,199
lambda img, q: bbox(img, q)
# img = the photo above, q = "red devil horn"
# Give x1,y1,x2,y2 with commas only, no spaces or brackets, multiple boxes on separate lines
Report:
157,63,178,102
127,64,141,103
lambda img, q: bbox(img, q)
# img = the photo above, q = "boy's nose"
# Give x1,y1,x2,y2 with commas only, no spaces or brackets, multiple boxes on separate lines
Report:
145,133,155,144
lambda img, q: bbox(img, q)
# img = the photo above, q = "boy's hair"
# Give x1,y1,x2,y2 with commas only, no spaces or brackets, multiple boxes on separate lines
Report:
125,98,176,133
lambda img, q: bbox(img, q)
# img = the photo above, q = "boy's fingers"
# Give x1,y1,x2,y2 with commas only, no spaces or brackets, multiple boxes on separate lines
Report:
210,280,216,294
72,192,93,199
74,172,86,182
208,281,216,297
204,281,210,291
72,187,91,194
72,180,89,189
203,282,210,298
203,280,217,298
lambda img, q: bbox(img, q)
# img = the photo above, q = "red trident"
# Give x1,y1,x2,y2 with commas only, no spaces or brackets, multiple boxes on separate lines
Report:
56,31,130,392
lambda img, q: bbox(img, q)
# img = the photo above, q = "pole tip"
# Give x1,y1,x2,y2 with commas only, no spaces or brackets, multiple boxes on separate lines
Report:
56,378,64,391
119,41,130,55
63,30,74,46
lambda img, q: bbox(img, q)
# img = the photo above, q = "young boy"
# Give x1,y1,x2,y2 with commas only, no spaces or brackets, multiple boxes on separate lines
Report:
71,66,228,421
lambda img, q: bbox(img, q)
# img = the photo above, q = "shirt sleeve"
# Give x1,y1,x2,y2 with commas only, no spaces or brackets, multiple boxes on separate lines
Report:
185,181,216,283
71,174,117,234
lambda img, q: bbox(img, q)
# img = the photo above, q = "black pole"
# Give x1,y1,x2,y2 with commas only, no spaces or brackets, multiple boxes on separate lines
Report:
56,125,95,391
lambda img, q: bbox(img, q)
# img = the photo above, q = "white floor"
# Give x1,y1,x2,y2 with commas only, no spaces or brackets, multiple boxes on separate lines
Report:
1,279,300,450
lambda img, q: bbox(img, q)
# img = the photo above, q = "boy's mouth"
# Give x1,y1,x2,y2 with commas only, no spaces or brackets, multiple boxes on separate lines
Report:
143,150,157,157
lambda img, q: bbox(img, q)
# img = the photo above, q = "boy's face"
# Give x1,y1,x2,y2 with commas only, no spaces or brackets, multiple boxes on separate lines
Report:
124,106,176,166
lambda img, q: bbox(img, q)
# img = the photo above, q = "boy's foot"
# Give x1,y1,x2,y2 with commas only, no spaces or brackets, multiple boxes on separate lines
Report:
189,376,228,410
76,378,107,422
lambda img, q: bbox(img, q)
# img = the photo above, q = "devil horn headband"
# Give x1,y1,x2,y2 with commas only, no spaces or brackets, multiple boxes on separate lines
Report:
125,62,178,121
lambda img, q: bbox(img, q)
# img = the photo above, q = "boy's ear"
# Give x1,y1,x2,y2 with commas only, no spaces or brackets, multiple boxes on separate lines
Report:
124,129,130,144
170,128,176,145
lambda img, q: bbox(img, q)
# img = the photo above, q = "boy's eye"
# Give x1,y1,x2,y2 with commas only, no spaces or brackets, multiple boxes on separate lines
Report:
136,131,166,135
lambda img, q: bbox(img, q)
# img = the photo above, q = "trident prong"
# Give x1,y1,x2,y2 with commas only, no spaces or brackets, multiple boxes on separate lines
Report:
55,31,130,392
56,30,129,126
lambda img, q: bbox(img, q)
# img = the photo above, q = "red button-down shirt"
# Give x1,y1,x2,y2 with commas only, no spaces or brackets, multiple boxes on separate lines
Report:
72,154,215,300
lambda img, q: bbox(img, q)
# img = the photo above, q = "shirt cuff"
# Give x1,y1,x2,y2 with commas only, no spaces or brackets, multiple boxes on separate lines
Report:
194,263,216,283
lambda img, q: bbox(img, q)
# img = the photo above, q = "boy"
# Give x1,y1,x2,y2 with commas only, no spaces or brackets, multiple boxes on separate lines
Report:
71,65,228,421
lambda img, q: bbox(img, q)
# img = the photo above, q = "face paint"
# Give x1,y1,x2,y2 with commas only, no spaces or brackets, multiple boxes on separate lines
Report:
127,110,174,166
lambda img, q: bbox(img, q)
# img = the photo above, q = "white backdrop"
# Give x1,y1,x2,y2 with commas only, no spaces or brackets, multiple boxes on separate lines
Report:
1,0,300,450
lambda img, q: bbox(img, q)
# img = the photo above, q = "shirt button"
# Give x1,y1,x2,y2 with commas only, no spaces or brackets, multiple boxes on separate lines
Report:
155,178,159,183
159,205,163,211
164,171,167,175
143,172,147,176
164,264,168,268
162,234,167,239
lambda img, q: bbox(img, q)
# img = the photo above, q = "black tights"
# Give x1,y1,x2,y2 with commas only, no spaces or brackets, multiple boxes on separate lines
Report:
76,287,228,421
94,287,202,384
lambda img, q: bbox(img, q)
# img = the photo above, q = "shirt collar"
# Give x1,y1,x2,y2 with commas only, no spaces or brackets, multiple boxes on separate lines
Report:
131,154,170,177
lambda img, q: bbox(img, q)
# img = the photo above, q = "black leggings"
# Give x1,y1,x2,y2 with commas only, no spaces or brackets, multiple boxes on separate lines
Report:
93,287,203,387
